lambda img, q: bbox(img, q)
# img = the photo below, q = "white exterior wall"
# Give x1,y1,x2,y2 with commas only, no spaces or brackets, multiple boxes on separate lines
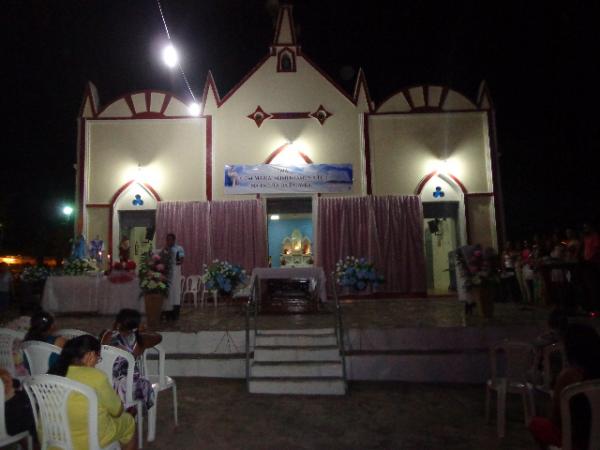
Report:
211,55,365,200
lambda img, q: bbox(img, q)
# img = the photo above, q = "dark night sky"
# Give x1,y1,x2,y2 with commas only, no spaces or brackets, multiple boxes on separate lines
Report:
2,0,599,256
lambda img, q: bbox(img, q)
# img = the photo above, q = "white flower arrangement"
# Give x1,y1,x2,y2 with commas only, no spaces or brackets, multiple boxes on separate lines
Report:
62,257,98,276
202,259,246,294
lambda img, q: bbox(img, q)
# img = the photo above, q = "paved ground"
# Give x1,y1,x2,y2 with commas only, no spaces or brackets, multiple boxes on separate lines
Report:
2,299,548,335
145,378,538,450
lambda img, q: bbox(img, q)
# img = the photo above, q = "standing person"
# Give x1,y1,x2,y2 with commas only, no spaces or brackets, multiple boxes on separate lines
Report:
49,335,137,450
162,233,184,321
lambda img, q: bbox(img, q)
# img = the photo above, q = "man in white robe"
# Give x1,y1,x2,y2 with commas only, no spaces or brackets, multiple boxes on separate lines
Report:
163,233,185,320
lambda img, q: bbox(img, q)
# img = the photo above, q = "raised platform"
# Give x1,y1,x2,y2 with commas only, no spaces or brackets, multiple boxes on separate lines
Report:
40,299,558,383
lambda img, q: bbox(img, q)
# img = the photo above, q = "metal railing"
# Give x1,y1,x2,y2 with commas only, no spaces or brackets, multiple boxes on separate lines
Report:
331,273,348,389
245,278,259,389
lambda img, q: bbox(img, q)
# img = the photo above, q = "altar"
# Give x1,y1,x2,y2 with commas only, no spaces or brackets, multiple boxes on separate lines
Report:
42,275,143,315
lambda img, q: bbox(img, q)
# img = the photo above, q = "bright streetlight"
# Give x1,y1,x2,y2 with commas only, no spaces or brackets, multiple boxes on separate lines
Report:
162,44,179,68
62,206,74,217
188,102,201,116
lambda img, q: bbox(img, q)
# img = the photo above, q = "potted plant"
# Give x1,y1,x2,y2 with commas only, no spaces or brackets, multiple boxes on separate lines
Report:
202,260,246,298
334,256,384,292
138,250,170,327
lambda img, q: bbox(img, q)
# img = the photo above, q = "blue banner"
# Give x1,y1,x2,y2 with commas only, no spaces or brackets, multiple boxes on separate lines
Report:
224,164,353,194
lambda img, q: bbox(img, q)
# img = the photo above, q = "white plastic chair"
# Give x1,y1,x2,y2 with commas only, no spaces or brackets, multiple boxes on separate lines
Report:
178,275,185,303
0,328,25,378
95,345,144,448
0,378,33,450
536,343,566,396
21,341,62,375
56,328,93,340
485,340,537,438
560,379,600,450
182,275,202,308
141,344,178,442
24,374,119,450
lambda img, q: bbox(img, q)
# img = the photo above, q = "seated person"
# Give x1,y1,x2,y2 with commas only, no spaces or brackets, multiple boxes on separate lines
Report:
48,335,137,450
0,368,36,446
100,309,162,411
529,324,600,450
24,310,67,372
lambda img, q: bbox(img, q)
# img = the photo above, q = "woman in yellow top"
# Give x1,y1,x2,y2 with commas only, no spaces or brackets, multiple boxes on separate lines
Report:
49,335,137,450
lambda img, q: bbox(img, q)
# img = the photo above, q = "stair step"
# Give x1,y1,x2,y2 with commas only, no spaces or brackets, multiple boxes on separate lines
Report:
249,377,346,395
255,334,337,347
254,346,340,362
251,360,343,377
257,328,334,336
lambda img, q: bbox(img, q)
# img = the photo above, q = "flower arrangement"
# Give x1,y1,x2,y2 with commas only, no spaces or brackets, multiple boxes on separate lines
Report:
456,246,501,290
20,266,50,283
335,256,384,291
62,257,98,276
138,250,170,295
202,260,246,294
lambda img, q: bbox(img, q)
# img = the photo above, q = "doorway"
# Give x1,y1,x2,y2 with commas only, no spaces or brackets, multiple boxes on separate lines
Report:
118,210,156,268
423,202,460,294
266,197,313,268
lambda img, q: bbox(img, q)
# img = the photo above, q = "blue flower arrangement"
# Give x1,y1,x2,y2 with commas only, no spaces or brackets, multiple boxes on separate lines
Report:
202,260,247,294
335,256,384,291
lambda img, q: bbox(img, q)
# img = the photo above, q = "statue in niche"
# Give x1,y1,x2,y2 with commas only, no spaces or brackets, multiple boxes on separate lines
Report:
280,229,312,267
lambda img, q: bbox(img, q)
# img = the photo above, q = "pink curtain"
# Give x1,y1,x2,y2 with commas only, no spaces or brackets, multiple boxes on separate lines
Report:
316,195,426,295
208,200,267,271
156,199,267,276
155,201,210,276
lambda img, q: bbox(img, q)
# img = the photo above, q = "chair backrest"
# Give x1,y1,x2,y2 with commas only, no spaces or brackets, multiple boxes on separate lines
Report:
185,275,202,292
0,328,24,377
56,329,92,341
0,377,10,439
489,340,536,383
560,379,600,450
95,345,135,405
141,344,167,386
180,275,185,291
542,343,566,390
24,374,104,450
21,341,62,375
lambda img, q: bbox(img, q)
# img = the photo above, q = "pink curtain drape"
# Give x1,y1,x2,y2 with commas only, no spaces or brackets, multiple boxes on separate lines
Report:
156,199,267,276
155,201,210,276
316,195,426,295
208,200,267,272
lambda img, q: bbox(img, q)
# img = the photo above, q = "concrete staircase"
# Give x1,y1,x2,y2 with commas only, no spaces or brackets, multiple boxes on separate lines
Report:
249,328,346,395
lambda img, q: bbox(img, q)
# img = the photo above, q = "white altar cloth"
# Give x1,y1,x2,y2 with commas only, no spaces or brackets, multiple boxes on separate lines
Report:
42,275,143,315
249,267,328,303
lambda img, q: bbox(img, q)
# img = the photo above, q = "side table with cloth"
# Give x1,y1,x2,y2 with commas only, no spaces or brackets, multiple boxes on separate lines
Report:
42,275,144,315
249,267,328,304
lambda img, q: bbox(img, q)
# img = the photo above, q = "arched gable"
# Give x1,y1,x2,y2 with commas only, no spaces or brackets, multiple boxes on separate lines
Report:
377,85,478,113
95,90,194,119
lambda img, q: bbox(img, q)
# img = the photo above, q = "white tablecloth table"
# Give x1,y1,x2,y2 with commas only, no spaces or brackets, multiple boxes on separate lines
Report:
42,275,143,315
249,267,328,303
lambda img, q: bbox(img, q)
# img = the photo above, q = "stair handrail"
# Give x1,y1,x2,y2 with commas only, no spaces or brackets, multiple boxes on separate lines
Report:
245,277,259,389
331,273,348,389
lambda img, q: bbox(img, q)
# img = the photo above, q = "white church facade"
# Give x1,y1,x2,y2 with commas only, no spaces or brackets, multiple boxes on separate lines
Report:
75,6,503,293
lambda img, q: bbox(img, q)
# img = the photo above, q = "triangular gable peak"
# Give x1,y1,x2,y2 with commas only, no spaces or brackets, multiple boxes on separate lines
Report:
353,68,374,113
477,80,494,110
80,81,100,118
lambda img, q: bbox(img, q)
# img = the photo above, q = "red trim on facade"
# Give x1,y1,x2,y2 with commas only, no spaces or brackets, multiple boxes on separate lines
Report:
86,116,195,121
200,71,220,115
465,192,494,197
247,106,273,127
144,92,151,112
487,108,505,247
76,118,86,234
362,113,373,195
353,69,374,113
78,82,98,118
298,52,356,105
271,112,310,119
415,171,468,195
159,94,171,115
370,109,482,116
94,90,187,118
218,55,271,106
439,86,450,110
464,201,472,245
86,204,110,208
128,112,166,119
264,143,313,164
205,115,213,201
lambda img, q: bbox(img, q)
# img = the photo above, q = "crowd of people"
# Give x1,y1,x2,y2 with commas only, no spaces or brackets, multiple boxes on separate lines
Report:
500,222,600,312
2,308,161,450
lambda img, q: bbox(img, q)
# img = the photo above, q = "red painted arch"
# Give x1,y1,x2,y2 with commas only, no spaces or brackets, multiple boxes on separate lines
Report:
415,171,468,195
94,90,191,119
